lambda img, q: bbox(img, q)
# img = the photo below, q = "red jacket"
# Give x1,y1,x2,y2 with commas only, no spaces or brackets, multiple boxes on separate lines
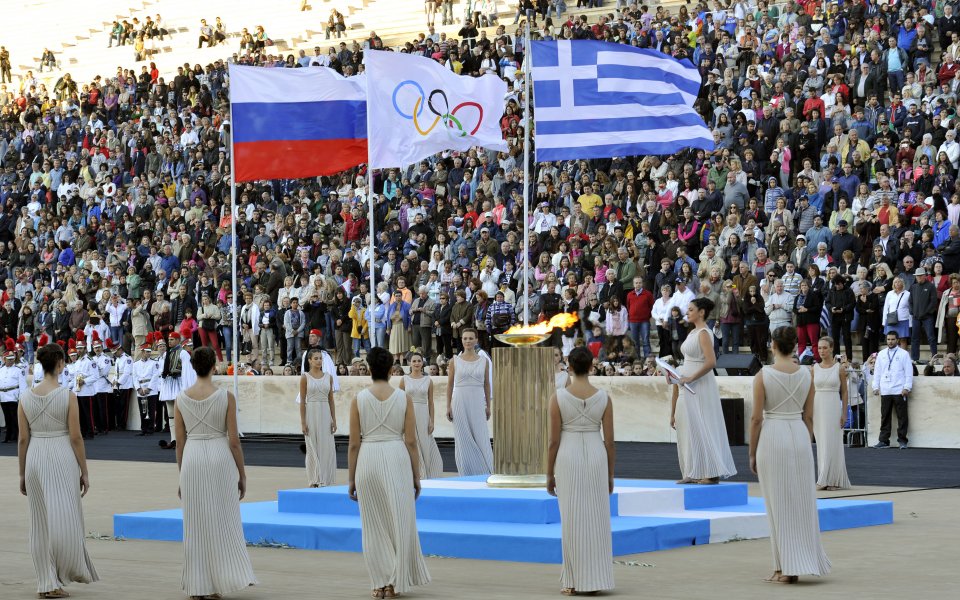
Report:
802,97,826,120
938,62,959,86
624,288,654,323
343,215,367,242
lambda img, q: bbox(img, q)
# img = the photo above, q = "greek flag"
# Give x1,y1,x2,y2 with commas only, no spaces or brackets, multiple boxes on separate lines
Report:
531,41,714,161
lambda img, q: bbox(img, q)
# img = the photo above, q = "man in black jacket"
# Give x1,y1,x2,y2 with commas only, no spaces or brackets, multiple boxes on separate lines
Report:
941,226,960,274
826,275,855,360
937,5,959,49
169,286,195,326
830,220,859,261
822,180,850,221
852,63,879,107
909,268,938,362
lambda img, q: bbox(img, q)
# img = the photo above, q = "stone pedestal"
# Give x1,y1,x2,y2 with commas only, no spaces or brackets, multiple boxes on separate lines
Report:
486,346,554,488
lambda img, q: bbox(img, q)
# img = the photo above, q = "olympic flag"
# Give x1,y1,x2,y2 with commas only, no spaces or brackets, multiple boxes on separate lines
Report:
364,50,508,169
531,40,714,161
230,64,367,181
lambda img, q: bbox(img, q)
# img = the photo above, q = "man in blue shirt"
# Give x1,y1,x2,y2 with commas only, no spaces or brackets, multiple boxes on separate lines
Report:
159,245,180,276
849,107,873,142
837,164,860,201
897,18,917,54
883,36,909,99
805,214,833,251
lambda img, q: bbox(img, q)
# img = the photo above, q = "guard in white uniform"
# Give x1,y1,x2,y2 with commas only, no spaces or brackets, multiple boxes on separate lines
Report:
110,339,135,431
73,333,97,439
64,340,78,393
89,333,112,434
134,342,160,436
0,343,26,443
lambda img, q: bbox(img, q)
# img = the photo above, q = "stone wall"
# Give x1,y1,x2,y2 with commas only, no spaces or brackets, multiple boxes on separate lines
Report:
198,375,960,449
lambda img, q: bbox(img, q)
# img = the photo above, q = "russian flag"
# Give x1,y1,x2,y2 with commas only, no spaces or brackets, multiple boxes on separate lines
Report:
229,64,367,182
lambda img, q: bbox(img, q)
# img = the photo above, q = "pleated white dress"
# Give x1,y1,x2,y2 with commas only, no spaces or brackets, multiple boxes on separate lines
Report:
756,367,831,577
675,328,737,480
304,372,337,487
813,363,851,489
355,388,431,593
21,387,99,594
451,355,493,476
178,388,257,596
555,370,569,390
403,375,444,479
555,388,614,593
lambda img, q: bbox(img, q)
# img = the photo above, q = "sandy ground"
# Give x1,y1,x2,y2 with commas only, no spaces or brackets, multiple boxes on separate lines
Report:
0,457,957,599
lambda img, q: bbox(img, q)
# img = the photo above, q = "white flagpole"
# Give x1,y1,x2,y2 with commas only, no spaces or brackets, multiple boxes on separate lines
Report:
522,21,531,326
367,173,375,348
365,54,376,349
228,73,239,402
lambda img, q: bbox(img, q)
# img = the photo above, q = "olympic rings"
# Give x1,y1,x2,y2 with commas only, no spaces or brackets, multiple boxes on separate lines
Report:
391,80,484,139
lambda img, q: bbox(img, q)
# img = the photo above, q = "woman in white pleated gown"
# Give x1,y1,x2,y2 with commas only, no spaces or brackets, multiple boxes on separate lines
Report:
750,326,831,584
813,338,851,490
671,297,737,484
399,352,443,479
554,346,570,390
348,347,430,599
446,329,493,476
300,349,338,487
547,346,615,596
19,343,99,599
175,347,257,599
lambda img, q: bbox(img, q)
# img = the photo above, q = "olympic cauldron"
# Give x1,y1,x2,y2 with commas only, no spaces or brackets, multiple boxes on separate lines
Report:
487,314,578,488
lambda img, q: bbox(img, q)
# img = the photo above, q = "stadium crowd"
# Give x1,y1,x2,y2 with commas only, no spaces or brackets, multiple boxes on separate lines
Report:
0,0,958,405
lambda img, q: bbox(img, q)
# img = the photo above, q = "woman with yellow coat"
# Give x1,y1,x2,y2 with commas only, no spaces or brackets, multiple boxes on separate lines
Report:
349,296,370,358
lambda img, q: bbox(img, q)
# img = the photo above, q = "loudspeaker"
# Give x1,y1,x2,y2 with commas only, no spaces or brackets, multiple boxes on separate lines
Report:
714,353,763,376
720,397,746,446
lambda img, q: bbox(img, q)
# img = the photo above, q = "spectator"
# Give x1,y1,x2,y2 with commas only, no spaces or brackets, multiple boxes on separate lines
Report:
198,19,214,48
39,48,56,72
284,297,307,364
793,280,823,362
883,277,912,351
624,276,653,358
604,296,627,353
0,46,10,83
645,284,669,358
854,276,882,361
765,279,793,335
826,275,855,360
327,9,346,39
937,275,960,355
197,294,223,362
909,268,938,362
717,280,742,355
929,356,958,376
